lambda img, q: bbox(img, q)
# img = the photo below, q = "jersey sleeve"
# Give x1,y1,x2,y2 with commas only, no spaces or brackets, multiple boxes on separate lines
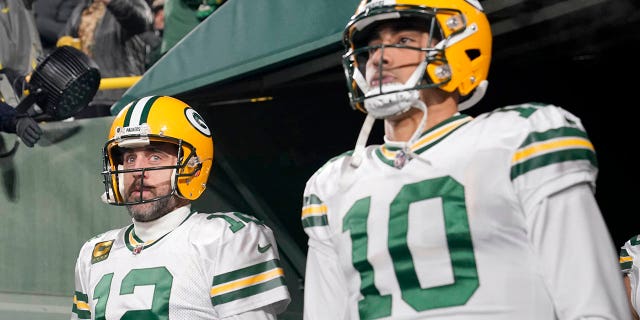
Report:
621,235,640,275
192,212,290,318
301,151,353,241
526,183,631,319
71,231,118,320
300,156,351,320
506,103,598,212
71,241,92,320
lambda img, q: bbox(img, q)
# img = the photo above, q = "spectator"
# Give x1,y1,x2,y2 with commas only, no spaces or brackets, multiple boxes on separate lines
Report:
139,0,165,69
32,0,80,55
0,100,41,147
1,0,43,147
59,0,152,118
0,0,43,89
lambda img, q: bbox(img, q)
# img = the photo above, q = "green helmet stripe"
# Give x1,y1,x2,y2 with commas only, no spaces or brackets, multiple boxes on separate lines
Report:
124,96,161,126
122,98,140,126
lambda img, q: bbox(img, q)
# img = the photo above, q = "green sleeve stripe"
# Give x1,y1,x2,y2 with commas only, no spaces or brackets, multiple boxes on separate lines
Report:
212,259,281,285
302,215,328,228
71,304,91,319
211,276,285,305
518,127,588,148
73,310,91,319
620,248,629,257
74,291,89,303
510,148,597,180
303,194,323,206
620,260,633,271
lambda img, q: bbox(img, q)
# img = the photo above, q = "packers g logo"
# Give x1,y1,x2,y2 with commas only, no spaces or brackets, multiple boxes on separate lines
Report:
185,108,211,137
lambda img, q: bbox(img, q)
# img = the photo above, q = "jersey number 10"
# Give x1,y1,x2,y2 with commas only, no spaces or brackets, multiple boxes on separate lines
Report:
343,177,479,319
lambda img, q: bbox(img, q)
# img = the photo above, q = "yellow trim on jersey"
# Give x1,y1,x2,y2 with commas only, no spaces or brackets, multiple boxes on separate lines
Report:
512,137,594,164
301,204,328,218
411,117,473,152
128,230,157,247
210,268,284,296
620,256,633,263
73,296,90,311
380,116,472,158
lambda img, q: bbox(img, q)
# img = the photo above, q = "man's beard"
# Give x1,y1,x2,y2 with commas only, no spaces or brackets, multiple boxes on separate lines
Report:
125,194,178,222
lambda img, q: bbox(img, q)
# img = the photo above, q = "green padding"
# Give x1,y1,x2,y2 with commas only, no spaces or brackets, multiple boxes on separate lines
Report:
112,0,360,114
0,117,129,296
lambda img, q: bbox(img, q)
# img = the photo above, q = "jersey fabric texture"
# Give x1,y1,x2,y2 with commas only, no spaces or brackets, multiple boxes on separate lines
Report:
71,210,290,319
301,103,628,319
621,234,640,315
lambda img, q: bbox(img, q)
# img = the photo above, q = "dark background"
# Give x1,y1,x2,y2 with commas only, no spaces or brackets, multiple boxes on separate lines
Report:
172,0,639,254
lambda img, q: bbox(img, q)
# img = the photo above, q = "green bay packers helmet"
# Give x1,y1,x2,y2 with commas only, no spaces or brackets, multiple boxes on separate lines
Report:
101,96,214,205
342,0,492,114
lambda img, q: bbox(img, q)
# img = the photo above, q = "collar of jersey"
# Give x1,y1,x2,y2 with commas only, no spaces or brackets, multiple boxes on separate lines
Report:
376,114,473,167
124,209,195,252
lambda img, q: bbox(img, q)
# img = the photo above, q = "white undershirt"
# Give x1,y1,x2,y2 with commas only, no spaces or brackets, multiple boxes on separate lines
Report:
132,204,191,241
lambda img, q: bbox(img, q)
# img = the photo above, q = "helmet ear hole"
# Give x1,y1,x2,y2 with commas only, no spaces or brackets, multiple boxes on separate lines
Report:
466,49,481,61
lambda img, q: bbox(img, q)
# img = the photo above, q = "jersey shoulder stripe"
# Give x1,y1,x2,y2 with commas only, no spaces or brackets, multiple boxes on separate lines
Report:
620,248,633,271
301,194,328,228
210,259,286,305
510,125,596,180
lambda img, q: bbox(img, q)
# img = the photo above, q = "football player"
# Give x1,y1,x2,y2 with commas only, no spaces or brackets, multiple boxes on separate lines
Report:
71,96,290,319
300,0,630,319
621,234,640,320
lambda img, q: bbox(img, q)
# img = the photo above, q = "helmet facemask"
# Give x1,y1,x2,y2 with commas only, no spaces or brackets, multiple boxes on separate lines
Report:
343,7,452,118
101,135,201,206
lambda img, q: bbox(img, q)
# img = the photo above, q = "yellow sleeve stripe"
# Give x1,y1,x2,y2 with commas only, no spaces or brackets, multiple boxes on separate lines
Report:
301,204,327,218
73,296,90,311
512,137,593,164
210,268,284,296
620,256,633,263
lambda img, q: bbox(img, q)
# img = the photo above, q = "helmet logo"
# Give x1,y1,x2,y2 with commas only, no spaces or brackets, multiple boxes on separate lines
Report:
185,108,211,137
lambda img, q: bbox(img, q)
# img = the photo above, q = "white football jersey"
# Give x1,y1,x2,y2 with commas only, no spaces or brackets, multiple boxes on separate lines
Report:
302,103,626,319
71,210,290,319
621,234,640,315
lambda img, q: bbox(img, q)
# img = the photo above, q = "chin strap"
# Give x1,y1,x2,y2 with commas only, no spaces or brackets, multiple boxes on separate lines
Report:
350,114,376,168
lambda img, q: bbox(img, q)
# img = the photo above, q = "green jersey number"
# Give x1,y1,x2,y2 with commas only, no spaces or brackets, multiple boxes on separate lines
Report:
94,267,173,320
207,212,264,233
343,177,478,319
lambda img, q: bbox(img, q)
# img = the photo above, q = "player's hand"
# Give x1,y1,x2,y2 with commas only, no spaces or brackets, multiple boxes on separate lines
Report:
14,116,42,147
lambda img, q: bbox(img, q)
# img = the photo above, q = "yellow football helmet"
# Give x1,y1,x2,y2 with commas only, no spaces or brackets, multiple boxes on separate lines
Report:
101,95,214,205
342,0,492,113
